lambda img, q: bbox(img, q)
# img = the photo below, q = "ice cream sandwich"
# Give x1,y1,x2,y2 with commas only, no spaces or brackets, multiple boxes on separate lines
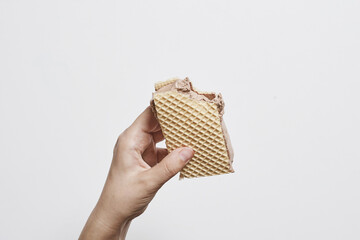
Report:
150,77,234,179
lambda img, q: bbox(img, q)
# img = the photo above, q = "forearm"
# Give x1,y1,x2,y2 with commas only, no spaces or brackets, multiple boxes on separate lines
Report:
79,205,130,240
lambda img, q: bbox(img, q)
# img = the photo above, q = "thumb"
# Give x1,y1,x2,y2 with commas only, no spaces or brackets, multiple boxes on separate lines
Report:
148,147,194,186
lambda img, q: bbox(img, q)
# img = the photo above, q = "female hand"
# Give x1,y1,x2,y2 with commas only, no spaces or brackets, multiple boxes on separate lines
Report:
79,106,194,240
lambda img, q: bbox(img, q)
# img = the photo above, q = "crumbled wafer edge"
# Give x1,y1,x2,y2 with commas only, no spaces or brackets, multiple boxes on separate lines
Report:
154,78,180,91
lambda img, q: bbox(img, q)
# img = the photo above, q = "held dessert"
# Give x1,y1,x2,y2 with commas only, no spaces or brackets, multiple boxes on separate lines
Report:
150,77,234,179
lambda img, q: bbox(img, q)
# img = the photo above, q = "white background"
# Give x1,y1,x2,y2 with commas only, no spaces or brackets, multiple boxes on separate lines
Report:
1,0,359,239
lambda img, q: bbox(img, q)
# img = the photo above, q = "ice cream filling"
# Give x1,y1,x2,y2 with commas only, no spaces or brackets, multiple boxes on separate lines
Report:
155,77,225,116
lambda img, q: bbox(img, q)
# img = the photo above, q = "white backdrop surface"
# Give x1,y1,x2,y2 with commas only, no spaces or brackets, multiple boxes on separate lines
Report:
0,0,359,239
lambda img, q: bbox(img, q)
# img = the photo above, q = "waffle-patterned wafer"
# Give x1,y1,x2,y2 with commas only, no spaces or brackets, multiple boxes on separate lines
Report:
154,78,179,91
151,78,234,179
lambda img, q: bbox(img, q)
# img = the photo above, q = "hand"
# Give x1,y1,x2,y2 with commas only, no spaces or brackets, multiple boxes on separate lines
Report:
79,106,194,240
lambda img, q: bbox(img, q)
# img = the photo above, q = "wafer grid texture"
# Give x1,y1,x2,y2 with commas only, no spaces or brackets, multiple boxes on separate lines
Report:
153,90,233,178
154,78,178,91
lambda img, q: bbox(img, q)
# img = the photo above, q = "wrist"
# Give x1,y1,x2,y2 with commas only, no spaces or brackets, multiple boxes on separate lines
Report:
79,204,130,240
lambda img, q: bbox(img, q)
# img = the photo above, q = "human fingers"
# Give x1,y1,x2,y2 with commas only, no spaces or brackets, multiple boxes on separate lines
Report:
152,130,164,143
156,148,168,163
118,107,160,155
142,140,157,167
129,106,160,134
145,147,194,187
141,147,168,168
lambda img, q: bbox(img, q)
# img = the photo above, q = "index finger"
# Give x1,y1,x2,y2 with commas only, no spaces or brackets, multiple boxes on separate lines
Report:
130,106,161,134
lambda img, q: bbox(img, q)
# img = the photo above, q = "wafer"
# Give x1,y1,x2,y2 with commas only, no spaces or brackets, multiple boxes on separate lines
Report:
151,77,234,179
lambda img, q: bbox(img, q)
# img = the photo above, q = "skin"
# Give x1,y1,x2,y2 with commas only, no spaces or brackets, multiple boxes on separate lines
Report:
79,106,194,240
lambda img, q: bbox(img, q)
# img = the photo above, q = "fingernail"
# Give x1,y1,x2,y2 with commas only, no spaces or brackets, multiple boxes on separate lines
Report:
179,148,194,162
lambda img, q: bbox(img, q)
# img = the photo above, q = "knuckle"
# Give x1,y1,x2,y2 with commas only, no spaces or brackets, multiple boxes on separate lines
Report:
113,130,133,157
116,129,132,148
